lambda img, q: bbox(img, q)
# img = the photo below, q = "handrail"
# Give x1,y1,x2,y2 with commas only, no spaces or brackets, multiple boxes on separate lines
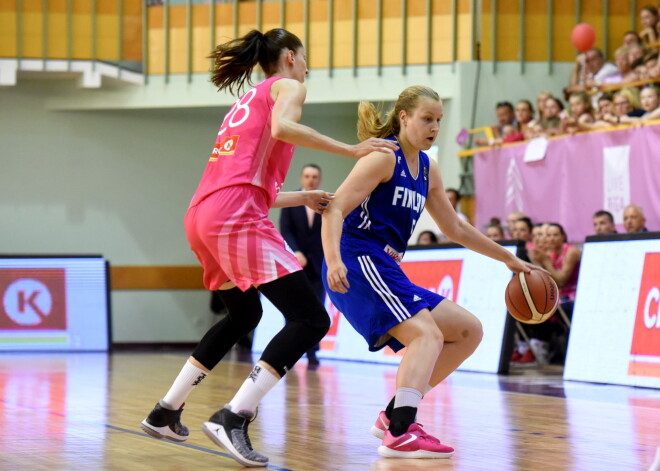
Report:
457,118,660,158
588,77,660,95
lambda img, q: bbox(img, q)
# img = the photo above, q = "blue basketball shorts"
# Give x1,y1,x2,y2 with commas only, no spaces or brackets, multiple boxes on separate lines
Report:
322,241,445,352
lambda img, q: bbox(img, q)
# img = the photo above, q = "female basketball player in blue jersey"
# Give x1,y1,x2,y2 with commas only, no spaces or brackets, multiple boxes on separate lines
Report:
322,85,536,459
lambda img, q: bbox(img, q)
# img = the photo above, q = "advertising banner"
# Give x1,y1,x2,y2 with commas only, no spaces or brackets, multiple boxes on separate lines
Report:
474,124,660,241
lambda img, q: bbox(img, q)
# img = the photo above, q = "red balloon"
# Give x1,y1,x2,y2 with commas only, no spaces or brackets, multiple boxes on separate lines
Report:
571,23,596,52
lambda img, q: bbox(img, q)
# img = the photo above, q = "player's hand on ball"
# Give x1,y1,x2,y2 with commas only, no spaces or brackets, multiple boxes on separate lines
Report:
326,261,350,293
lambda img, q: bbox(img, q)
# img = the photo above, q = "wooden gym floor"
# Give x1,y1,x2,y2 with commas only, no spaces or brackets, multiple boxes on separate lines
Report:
0,350,658,471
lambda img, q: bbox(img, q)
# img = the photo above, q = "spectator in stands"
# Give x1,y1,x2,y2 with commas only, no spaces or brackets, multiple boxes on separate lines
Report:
529,91,553,129
592,210,617,235
609,88,645,121
565,48,620,98
475,102,517,146
595,93,614,120
531,223,547,254
623,205,649,233
514,99,535,139
639,5,659,45
485,223,505,241
608,46,637,84
445,188,470,223
562,92,595,133
416,230,438,245
532,223,581,365
628,43,647,66
632,56,650,80
511,217,535,251
623,31,642,48
619,85,660,123
506,210,527,238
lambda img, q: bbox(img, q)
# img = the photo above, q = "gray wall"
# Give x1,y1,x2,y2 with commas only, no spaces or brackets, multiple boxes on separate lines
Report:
0,61,573,342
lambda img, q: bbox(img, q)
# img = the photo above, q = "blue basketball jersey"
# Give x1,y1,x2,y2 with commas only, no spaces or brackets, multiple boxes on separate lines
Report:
323,137,443,353
343,137,430,258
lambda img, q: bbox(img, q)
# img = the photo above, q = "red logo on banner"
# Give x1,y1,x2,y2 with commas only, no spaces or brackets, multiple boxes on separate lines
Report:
401,260,464,302
0,269,67,331
628,252,660,378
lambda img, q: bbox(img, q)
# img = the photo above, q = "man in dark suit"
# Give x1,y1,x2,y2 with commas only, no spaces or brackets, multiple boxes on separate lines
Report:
280,164,325,365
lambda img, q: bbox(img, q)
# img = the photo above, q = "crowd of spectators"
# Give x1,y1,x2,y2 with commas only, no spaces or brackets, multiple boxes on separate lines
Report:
489,205,652,366
476,8,660,146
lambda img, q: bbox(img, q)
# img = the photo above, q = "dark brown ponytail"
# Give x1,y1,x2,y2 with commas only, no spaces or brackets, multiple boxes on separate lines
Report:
208,28,303,96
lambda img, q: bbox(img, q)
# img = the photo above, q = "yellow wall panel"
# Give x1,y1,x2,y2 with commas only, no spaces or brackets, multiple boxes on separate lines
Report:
333,20,353,68
72,14,93,59
406,17,427,65
1,0,18,13
148,29,164,74
309,20,329,68
96,15,119,60
0,11,18,57
21,12,43,58
431,15,452,63
382,17,402,66
480,10,493,61
169,28,187,74
456,13,472,61
192,26,211,73
357,18,377,67
46,12,67,59
525,13,548,62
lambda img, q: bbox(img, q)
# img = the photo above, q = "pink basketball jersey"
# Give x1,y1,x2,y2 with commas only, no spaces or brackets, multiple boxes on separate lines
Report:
189,77,295,208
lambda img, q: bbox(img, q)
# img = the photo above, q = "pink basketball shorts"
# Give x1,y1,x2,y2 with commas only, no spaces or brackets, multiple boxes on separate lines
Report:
184,185,302,291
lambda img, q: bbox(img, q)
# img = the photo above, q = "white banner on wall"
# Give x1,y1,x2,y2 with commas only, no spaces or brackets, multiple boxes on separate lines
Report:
253,244,517,374
564,234,660,388
602,145,630,225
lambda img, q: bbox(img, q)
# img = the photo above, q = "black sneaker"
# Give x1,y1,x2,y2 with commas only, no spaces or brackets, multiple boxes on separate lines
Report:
140,402,189,442
202,407,268,467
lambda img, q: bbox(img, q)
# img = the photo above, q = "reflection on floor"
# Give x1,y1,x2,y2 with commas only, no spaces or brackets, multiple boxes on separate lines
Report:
0,351,658,471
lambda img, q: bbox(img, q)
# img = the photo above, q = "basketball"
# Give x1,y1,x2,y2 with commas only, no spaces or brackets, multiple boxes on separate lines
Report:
505,270,559,324
571,23,596,52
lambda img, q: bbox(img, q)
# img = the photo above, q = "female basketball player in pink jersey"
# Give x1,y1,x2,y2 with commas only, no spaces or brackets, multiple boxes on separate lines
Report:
140,28,397,468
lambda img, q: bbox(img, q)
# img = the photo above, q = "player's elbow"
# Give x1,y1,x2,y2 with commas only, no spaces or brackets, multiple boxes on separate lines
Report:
271,121,294,142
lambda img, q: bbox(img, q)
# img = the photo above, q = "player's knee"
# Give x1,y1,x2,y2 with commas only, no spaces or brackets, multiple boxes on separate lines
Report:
460,315,483,348
304,304,331,339
230,306,262,332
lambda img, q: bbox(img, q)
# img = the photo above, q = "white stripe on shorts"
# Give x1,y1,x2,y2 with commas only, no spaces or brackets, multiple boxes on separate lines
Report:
357,255,410,323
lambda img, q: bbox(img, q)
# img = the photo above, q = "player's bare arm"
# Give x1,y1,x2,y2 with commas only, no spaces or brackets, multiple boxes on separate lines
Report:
270,79,398,158
322,151,395,293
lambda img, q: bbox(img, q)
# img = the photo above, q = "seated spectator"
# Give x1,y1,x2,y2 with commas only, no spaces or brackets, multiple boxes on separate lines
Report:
415,230,438,245
592,210,617,234
623,204,649,232
562,92,595,134
623,30,642,48
445,188,470,223
514,99,536,139
595,92,614,120
511,217,535,251
605,46,637,84
631,56,650,80
532,223,581,365
475,101,517,146
506,210,527,238
628,43,648,66
491,124,525,145
606,88,646,124
620,85,660,123
485,223,505,240
531,223,547,254
528,91,553,129
565,48,620,100
639,5,659,45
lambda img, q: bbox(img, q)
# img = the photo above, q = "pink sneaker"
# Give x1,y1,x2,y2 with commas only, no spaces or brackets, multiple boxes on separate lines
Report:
370,411,389,439
378,423,454,459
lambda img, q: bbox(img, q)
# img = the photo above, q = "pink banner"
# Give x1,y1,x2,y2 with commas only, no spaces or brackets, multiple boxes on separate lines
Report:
474,123,660,242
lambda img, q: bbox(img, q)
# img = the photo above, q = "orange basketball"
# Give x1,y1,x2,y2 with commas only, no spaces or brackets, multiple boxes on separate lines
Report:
505,270,559,324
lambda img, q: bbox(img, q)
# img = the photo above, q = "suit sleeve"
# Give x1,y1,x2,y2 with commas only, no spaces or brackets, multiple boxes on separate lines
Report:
279,207,301,252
